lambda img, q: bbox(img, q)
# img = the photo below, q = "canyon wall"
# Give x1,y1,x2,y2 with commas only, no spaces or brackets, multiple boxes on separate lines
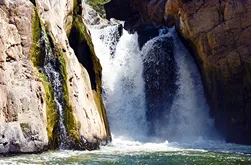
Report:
165,0,251,144
105,0,251,144
0,0,110,154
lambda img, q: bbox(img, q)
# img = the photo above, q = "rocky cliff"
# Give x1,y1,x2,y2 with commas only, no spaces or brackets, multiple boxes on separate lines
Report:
0,0,110,154
165,0,251,145
105,0,251,144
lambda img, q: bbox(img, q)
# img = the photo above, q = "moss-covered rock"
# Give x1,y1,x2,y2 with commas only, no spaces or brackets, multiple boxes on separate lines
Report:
31,6,82,149
30,8,58,149
67,10,111,142
31,0,111,150
85,0,110,18
54,46,82,146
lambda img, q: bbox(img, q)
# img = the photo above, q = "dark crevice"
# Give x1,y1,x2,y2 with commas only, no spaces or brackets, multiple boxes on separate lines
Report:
68,26,97,91
218,0,225,23
30,0,36,6
74,0,83,15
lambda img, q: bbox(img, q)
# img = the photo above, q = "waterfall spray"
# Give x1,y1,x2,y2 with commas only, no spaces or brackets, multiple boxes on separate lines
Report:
90,25,219,143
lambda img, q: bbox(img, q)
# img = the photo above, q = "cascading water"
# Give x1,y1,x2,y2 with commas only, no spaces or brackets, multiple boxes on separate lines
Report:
3,7,251,164
165,29,216,142
141,28,217,142
90,24,219,143
91,26,148,141
40,31,68,148
3,14,251,165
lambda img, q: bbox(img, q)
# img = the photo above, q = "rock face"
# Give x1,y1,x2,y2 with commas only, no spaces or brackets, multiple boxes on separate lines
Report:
142,32,178,136
105,0,134,20
123,0,251,144
104,0,251,144
0,0,110,154
165,0,251,144
105,0,167,30
132,0,167,25
0,0,48,153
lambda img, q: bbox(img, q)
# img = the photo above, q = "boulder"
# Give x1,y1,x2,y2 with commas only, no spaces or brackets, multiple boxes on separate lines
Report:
142,34,178,136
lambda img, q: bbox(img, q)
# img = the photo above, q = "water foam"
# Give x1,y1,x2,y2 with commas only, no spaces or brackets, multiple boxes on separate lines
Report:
91,27,148,141
91,25,220,143
157,28,218,142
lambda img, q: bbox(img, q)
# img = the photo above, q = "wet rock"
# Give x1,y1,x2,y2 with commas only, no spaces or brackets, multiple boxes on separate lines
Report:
164,0,251,144
142,34,178,136
135,25,164,49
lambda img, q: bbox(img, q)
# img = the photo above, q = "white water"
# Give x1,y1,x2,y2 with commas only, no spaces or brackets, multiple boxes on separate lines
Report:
166,29,217,142
41,31,68,148
91,26,148,141
140,28,218,142
90,25,220,145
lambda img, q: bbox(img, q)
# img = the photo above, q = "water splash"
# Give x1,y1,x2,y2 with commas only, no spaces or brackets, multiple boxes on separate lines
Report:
91,26,148,141
90,25,220,143
151,28,218,142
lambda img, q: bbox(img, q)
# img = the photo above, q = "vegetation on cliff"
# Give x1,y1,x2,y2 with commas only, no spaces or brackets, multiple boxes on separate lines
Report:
30,6,83,149
30,8,58,149
85,0,110,18
30,0,111,150
69,1,111,143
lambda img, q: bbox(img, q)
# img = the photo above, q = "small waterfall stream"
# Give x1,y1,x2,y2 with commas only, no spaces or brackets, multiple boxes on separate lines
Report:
40,31,68,148
91,25,219,143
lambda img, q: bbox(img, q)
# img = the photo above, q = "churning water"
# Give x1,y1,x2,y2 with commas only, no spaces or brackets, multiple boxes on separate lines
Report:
1,140,251,164
90,25,219,143
91,26,148,141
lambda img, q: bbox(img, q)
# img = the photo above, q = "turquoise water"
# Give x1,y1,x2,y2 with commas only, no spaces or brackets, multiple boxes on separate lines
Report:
2,139,251,165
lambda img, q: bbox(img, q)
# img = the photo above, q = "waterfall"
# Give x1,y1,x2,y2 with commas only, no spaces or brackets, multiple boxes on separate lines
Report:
40,30,69,148
90,25,219,143
141,28,217,142
91,26,148,141
166,29,216,142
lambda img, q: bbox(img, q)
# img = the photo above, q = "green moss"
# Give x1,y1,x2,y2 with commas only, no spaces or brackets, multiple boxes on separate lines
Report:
73,0,82,15
85,0,110,18
41,73,58,148
30,8,58,149
55,48,81,144
30,9,44,67
20,123,29,134
71,16,111,141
